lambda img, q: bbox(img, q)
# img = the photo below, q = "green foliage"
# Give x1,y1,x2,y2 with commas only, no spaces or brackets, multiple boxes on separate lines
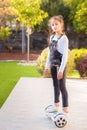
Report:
0,26,11,40
63,0,87,34
36,47,75,77
66,49,75,76
37,47,49,75
71,48,87,63
42,0,62,17
10,0,48,27
68,70,80,78
72,48,87,77
35,0,70,32
76,55,87,77
63,0,81,22
0,61,41,108
73,1,87,34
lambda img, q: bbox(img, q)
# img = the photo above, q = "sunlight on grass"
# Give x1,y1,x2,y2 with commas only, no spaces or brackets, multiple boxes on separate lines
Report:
0,61,81,108
67,70,80,78
0,61,41,108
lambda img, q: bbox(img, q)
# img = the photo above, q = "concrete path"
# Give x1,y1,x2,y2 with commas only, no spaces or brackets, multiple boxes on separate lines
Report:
0,78,87,130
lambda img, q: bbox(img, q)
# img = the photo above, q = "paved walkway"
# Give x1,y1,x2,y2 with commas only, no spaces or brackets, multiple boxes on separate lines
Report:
0,78,87,130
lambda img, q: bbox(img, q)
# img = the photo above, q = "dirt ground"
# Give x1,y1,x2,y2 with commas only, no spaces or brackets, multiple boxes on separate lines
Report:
0,50,42,61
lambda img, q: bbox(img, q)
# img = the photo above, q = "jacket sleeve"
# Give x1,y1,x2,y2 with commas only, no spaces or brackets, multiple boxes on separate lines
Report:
58,36,69,73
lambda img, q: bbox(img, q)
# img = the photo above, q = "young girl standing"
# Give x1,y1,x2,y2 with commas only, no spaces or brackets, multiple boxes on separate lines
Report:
44,15,69,114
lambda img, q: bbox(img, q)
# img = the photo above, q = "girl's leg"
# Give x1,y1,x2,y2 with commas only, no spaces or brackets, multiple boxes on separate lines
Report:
59,69,69,113
51,66,60,106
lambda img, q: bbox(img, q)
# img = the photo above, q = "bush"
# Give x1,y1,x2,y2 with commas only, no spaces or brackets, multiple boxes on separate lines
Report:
76,55,87,77
36,47,51,77
36,47,48,75
0,26,11,40
67,49,75,76
36,48,75,77
71,48,87,63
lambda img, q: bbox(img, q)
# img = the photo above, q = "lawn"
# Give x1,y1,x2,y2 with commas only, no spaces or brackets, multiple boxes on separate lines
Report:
67,70,80,78
0,61,41,108
0,61,80,108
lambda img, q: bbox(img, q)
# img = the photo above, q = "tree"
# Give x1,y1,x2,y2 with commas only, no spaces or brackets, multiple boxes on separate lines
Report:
35,0,70,32
10,0,48,27
0,0,17,26
73,1,87,34
63,0,87,34
0,0,18,51
0,26,11,51
10,0,48,62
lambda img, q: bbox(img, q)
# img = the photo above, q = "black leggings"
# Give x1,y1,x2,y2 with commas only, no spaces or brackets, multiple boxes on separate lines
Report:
51,66,68,107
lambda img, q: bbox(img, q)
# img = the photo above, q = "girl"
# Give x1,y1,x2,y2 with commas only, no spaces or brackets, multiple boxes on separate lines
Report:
44,15,69,114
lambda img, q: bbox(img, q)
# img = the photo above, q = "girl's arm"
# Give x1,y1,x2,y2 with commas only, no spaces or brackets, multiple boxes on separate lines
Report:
58,35,69,73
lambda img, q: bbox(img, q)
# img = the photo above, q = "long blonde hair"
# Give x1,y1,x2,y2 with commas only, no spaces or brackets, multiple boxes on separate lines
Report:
48,15,65,35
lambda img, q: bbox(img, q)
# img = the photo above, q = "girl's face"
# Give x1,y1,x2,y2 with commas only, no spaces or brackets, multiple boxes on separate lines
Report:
51,20,62,34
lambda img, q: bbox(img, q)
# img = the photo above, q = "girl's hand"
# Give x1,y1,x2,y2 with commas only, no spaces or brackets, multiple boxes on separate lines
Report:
57,72,63,80
43,69,49,78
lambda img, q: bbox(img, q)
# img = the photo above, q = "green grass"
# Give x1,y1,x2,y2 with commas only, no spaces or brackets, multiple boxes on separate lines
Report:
0,61,41,108
0,61,80,108
67,70,80,78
